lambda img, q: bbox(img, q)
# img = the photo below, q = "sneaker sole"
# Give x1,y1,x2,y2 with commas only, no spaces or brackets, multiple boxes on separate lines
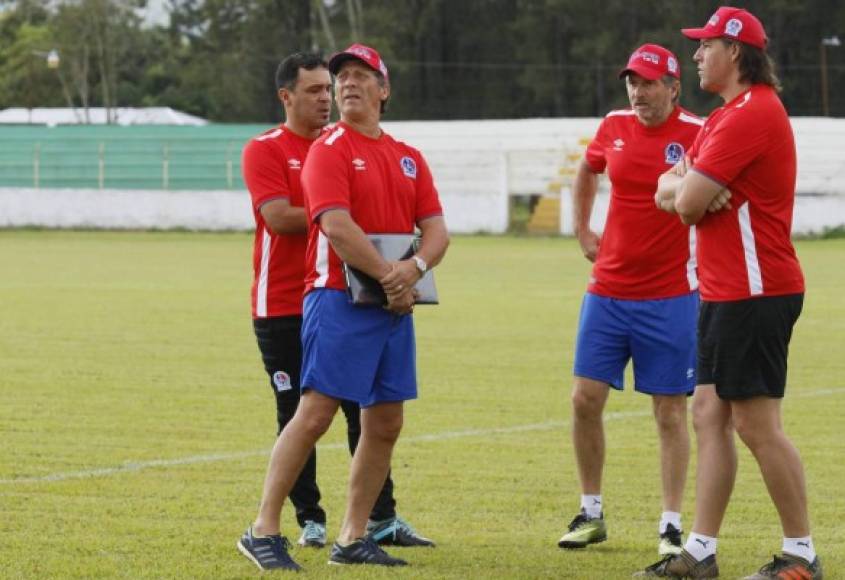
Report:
558,534,608,549
298,540,327,548
377,539,436,548
237,540,267,572
328,558,407,567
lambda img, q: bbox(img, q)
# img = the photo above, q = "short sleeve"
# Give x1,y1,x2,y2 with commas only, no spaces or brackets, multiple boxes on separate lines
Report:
241,139,290,211
412,151,443,222
584,118,610,173
692,108,768,187
301,138,351,221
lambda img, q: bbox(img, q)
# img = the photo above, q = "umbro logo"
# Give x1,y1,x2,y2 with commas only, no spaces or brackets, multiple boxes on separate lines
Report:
287,158,301,170
695,539,710,548
613,138,625,151
352,158,366,171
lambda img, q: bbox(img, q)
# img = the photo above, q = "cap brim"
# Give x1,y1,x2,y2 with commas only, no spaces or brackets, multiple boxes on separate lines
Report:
327,52,381,76
618,66,663,81
681,27,716,41
328,53,360,75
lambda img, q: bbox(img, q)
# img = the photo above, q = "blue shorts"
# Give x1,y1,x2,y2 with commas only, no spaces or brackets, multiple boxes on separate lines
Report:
301,289,417,407
573,292,698,395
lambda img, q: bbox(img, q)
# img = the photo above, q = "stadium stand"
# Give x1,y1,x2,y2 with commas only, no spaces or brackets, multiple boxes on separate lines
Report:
0,118,843,233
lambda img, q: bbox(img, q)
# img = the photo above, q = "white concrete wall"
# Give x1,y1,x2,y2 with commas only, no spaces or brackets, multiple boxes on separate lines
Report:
0,186,510,233
0,187,252,230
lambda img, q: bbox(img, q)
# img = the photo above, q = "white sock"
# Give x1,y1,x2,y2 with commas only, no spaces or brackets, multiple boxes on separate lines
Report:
684,533,717,561
783,536,816,562
659,511,682,535
580,494,603,518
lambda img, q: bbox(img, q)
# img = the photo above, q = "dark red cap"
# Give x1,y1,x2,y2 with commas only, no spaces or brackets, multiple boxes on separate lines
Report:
328,43,389,79
682,6,768,49
619,44,680,81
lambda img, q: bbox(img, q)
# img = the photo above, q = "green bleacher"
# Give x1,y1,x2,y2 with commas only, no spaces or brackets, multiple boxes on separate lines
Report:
0,124,272,190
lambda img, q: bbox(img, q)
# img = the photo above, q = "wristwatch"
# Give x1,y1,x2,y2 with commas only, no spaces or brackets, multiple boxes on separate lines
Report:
411,255,428,276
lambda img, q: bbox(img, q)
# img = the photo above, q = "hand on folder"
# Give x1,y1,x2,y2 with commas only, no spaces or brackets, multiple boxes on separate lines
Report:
380,261,419,315
343,234,438,308
380,259,421,295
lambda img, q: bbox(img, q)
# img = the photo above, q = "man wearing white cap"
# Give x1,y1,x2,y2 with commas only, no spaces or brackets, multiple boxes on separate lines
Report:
637,7,821,579
558,43,704,556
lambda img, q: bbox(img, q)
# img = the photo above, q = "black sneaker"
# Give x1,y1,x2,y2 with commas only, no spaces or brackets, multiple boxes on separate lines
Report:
367,515,436,547
633,549,719,578
328,536,408,567
742,553,823,579
237,526,302,571
658,523,684,556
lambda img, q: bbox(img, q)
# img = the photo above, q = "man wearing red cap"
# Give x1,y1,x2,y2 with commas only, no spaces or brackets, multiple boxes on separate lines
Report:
637,7,821,580
237,51,435,572
239,43,449,571
558,43,704,557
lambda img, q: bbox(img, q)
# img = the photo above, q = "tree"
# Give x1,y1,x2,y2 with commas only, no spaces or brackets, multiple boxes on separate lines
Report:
48,0,145,122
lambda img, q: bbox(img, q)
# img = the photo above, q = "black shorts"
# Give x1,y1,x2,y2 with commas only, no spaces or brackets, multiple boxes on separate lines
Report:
697,294,803,400
253,315,302,395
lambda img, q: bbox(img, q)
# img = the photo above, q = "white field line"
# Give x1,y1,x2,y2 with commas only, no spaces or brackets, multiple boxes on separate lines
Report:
3,387,841,485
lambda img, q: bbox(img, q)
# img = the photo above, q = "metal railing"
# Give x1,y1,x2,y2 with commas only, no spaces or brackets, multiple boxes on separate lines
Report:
3,139,247,191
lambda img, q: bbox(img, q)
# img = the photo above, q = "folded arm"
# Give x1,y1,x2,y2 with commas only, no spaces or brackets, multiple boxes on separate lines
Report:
655,158,732,224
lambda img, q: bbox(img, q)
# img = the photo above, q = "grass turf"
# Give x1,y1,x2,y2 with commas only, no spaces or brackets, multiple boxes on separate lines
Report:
0,231,843,579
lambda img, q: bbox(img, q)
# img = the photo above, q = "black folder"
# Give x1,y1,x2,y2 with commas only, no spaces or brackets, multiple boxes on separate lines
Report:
343,234,439,306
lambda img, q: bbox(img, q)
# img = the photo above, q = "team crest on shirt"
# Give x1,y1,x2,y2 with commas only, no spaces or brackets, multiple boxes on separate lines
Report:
273,371,292,392
665,142,685,165
400,156,417,178
352,158,367,171
288,158,301,170
725,18,743,37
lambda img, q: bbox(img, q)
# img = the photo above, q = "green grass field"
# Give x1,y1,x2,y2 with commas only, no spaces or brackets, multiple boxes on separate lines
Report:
1,231,843,579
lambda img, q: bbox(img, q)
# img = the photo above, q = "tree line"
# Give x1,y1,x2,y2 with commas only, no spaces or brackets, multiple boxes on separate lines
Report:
1,0,843,123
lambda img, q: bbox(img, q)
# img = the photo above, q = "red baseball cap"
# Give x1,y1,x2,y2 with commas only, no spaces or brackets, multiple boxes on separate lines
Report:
328,43,389,79
619,44,680,81
682,6,768,49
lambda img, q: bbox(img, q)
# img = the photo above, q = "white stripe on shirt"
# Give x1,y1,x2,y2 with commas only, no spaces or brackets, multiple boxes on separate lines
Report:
325,126,345,145
686,226,699,291
314,231,330,288
255,128,283,141
678,112,704,126
738,201,764,295
256,228,271,317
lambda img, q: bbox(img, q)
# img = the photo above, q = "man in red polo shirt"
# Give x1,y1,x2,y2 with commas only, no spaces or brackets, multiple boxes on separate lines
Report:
638,7,820,580
238,51,436,573
239,44,449,571
559,43,703,557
